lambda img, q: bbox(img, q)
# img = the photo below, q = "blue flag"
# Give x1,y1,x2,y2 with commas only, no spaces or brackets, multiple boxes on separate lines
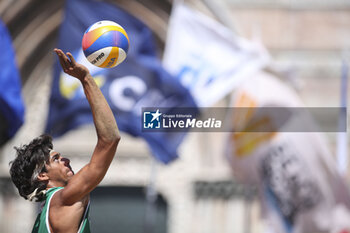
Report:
45,0,197,163
0,20,24,144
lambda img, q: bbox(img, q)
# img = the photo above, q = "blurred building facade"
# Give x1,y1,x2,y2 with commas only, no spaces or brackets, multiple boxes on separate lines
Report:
0,0,349,233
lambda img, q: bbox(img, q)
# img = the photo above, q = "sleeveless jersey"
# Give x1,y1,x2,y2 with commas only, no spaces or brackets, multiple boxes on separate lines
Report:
31,187,91,233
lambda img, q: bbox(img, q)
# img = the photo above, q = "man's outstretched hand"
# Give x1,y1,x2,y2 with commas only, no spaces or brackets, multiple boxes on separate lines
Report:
54,48,90,81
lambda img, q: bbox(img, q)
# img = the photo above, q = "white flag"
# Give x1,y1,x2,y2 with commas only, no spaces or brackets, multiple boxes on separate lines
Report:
226,72,350,233
163,3,269,107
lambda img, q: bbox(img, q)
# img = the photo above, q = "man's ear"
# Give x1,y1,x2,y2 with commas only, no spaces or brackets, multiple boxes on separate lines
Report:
37,172,49,182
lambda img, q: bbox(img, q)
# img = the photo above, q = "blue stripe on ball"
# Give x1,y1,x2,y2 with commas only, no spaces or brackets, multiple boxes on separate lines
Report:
83,30,129,57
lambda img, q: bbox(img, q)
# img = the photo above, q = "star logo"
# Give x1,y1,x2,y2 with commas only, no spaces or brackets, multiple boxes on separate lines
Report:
150,109,162,122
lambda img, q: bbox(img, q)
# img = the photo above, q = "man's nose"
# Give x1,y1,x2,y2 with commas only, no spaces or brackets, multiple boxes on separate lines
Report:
61,157,70,166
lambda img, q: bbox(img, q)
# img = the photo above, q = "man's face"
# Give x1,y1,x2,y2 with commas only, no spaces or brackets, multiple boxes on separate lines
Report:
44,151,74,186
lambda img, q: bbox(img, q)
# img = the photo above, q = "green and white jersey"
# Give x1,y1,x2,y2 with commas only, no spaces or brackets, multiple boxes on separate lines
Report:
31,187,91,233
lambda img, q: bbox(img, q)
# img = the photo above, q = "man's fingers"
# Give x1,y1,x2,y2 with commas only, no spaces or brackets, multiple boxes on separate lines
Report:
55,49,66,68
55,49,70,71
55,49,68,71
66,52,76,66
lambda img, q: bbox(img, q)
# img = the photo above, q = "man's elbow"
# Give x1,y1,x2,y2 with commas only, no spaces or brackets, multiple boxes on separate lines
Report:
98,132,121,147
106,133,121,145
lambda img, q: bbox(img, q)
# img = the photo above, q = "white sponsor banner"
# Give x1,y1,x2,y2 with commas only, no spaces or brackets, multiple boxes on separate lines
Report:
163,3,270,107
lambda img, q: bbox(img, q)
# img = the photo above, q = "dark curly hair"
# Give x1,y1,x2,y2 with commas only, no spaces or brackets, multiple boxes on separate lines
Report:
9,134,53,202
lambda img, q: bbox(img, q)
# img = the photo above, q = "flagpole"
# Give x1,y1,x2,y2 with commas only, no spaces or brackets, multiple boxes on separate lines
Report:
336,58,348,176
144,158,158,233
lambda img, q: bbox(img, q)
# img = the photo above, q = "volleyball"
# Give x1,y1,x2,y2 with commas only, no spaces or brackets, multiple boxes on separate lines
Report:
82,20,129,68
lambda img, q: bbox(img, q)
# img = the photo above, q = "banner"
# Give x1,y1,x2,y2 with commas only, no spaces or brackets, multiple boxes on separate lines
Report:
0,19,24,145
45,0,197,163
226,72,350,233
163,3,269,107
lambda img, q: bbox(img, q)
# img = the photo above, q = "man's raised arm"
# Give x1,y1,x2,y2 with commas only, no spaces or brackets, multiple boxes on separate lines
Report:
54,49,120,205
